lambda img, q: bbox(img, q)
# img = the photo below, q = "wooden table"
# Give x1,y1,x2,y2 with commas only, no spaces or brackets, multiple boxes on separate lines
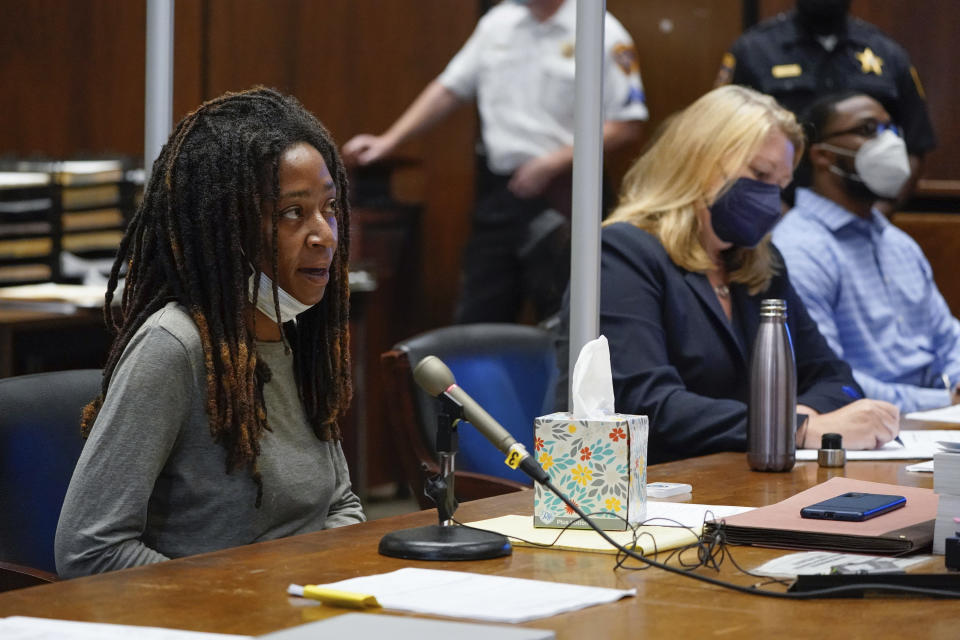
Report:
0,453,956,638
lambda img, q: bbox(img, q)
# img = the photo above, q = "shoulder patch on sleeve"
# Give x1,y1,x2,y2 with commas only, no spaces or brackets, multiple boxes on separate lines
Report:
715,52,735,86
612,42,639,75
909,66,927,100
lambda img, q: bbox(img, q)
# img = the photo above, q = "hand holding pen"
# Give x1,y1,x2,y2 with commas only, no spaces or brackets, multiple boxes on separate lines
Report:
842,385,904,447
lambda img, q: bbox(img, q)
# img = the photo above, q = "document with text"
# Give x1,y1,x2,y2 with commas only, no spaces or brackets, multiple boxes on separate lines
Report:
312,567,635,623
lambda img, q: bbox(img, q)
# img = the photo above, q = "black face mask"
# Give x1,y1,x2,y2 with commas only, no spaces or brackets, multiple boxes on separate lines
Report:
709,178,783,248
796,0,850,35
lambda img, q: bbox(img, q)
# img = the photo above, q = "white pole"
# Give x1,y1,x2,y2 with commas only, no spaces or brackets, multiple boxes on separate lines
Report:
145,0,175,183
568,0,605,405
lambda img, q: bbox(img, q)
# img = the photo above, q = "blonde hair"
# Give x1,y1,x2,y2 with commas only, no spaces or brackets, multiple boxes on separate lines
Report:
606,85,804,293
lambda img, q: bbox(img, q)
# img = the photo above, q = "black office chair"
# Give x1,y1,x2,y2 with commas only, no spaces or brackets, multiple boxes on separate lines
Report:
0,369,100,590
381,324,558,509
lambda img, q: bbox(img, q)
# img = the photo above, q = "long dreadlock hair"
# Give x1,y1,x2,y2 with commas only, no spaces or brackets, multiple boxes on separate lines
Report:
81,87,352,505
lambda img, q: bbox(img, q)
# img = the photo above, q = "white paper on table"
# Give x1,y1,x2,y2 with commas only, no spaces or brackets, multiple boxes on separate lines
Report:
0,617,250,640
642,501,754,528
315,568,634,624
796,430,960,461
752,551,932,579
905,460,935,473
906,404,960,424
0,283,108,307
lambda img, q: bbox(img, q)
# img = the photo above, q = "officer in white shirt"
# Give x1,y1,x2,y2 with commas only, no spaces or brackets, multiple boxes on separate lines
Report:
343,0,648,323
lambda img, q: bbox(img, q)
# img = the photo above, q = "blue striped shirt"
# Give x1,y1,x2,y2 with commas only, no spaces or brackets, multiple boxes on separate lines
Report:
773,188,960,413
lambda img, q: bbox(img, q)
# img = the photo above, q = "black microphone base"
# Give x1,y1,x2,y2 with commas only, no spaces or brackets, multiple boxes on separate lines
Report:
378,525,512,561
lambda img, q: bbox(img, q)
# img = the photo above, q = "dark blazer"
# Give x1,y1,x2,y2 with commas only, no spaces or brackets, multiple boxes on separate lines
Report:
570,222,859,465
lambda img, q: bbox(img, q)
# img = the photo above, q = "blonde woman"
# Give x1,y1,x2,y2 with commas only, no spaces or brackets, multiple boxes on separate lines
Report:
592,85,899,464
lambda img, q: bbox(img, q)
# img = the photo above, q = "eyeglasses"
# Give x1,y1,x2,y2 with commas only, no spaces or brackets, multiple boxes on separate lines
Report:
821,119,901,141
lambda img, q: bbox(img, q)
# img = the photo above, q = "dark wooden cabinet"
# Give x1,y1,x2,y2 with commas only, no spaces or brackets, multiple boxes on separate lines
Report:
340,171,422,496
0,308,110,378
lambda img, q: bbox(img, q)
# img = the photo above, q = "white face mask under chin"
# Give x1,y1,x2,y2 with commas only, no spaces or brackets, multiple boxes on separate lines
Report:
248,271,313,324
820,130,911,199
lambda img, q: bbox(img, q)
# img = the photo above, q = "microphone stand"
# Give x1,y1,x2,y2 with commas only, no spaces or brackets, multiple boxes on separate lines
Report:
378,394,512,560
426,394,460,525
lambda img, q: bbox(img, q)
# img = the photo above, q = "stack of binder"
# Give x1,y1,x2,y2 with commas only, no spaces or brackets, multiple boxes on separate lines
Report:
57,160,129,260
0,159,142,286
0,171,57,286
933,446,960,554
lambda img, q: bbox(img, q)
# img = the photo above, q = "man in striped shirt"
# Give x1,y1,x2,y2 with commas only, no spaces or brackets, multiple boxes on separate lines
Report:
773,92,960,413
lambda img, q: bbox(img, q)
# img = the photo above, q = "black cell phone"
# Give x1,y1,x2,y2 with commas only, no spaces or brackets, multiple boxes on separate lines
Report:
799,492,906,522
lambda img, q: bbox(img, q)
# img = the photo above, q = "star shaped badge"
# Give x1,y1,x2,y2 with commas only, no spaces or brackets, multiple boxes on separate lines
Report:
855,47,884,75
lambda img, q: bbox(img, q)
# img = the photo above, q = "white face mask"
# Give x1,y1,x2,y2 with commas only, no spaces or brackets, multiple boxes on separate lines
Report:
248,270,313,324
820,129,911,198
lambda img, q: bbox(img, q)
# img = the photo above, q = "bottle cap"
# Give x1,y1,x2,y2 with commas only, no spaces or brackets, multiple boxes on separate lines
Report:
759,298,788,318
818,433,845,467
821,433,842,450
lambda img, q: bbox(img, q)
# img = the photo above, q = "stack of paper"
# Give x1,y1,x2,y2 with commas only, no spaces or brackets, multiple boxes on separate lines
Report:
932,443,960,554
0,282,108,308
796,430,960,461
259,613,554,639
310,568,634,623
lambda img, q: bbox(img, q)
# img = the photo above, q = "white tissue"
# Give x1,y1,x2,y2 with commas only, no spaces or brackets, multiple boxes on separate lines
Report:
571,335,616,419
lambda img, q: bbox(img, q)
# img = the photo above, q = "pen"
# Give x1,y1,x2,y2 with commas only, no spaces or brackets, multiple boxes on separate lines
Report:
943,374,952,407
841,385,860,400
842,385,903,447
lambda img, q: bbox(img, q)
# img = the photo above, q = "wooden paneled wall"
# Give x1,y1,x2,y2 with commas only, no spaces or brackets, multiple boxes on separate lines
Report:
0,0,478,331
2,1,146,157
606,0,741,189
1,0,956,330
891,213,960,317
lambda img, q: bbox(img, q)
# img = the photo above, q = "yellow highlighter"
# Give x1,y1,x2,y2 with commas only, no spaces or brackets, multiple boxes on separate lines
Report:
287,583,381,609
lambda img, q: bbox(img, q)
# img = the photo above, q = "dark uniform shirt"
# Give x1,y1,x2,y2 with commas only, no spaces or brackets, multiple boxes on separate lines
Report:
717,10,936,156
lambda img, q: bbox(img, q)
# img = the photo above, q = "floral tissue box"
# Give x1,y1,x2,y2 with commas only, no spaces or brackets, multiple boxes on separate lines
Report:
533,412,648,531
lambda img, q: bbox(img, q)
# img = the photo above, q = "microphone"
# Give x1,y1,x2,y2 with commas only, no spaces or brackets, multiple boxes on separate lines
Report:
413,356,549,484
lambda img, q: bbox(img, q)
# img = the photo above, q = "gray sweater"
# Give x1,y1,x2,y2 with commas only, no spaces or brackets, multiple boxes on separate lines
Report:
55,303,364,578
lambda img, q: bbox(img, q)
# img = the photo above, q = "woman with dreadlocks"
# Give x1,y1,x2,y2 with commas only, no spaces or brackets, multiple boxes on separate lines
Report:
55,88,364,578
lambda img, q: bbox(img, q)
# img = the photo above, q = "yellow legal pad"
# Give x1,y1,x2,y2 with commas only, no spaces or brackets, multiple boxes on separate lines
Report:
464,514,700,555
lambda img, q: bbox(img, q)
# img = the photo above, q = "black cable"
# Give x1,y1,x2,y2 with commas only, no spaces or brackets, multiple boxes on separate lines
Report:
458,477,957,599
541,479,960,599
453,509,649,552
